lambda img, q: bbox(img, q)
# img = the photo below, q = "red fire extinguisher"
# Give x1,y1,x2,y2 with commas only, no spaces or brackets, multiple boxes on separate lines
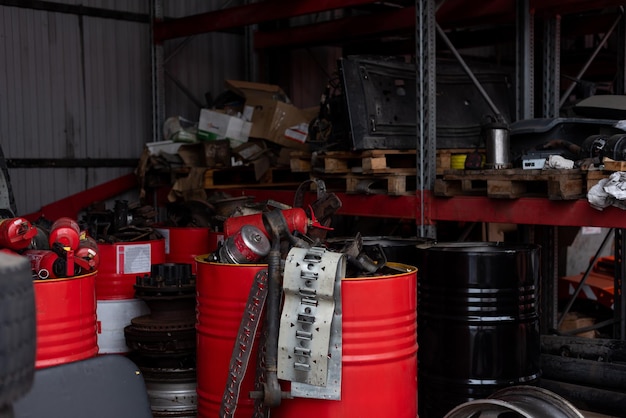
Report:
75,235,100,271
48,217,81,250
0,217,38,250
24,245,80,279
223,207,332,238
223,207,310,238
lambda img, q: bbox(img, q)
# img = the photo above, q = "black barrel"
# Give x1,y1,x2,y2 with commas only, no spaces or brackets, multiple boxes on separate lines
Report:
417,242,541,418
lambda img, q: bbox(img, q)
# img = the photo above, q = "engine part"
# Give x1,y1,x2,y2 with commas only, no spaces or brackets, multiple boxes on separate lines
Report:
218,224,270,264
124,263,196,357
581,134,609,159
606,134,626,161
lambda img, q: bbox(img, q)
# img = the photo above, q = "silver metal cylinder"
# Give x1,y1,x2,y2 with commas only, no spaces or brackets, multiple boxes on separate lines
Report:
484,124,512,169
219,224,270,264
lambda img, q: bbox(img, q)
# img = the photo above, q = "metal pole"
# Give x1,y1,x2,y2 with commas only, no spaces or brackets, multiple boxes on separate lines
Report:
416,0,437,239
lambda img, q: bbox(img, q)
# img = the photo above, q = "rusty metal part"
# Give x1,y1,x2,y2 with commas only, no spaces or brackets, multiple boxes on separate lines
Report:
125,263,197,357
293,178,341,242
329,233,387,276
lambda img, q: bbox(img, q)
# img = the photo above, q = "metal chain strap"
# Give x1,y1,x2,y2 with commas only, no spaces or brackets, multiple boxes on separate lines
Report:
252,326,269,418
220,269,269,418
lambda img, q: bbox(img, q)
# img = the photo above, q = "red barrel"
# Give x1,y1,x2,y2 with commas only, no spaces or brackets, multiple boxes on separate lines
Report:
33,271,98,369
155,226,220,274
273,263,418,418
95,239,166,300
195,257,266,418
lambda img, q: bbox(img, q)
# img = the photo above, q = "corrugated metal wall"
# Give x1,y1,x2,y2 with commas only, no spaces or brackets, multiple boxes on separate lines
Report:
0,0,245,216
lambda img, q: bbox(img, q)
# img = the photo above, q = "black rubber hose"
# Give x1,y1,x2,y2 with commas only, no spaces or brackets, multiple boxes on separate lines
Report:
262,230,283,407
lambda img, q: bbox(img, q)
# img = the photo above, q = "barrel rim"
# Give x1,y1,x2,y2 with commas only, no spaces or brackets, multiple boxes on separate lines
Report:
419,241,540,253
195,254,267,267
32,270,98,283
342,262,417,281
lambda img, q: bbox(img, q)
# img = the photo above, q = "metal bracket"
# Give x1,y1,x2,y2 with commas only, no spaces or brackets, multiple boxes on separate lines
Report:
278,246,346,399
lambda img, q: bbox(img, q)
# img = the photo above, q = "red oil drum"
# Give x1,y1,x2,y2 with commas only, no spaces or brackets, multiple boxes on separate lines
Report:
155,226,221,274
195,257,267,418
95,239,166,300
273,262,418,418
94,239,165,354
33,271,98,369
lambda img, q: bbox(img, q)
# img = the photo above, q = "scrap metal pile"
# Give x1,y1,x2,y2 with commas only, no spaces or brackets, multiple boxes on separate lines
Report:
195,179,412,416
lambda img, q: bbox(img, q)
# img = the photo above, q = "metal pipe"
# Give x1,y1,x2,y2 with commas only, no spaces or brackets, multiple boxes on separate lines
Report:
559,12,622,108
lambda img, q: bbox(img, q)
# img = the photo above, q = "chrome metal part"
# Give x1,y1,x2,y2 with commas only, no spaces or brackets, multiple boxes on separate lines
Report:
142,367,197,418
278,247,346,399
484,122,512,169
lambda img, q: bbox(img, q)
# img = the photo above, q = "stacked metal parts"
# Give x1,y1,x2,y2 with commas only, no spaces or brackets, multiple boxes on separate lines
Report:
125,263,198,418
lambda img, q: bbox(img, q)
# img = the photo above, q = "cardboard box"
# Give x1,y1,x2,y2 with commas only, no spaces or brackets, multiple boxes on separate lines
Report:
226,80,311,151
197,109,251,148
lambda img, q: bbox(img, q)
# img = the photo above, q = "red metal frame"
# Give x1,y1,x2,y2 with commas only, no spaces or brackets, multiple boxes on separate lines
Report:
155,0,626,47
431,195,626,228
218,188,626,228
153,0,382,42
24,173,138,222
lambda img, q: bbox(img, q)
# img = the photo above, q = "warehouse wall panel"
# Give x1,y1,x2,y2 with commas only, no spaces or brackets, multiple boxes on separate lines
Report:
0,1,246,217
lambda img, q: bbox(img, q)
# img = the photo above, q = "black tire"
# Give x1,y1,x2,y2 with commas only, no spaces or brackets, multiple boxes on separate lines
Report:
0,252,36,409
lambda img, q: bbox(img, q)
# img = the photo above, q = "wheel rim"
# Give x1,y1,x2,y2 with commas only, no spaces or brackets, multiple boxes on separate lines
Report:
443,386,585,418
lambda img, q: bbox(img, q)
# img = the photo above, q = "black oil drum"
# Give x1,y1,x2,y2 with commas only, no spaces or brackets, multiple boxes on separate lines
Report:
416,242,541,418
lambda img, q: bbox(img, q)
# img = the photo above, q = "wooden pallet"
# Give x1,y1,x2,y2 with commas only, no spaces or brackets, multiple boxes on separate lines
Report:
305,150,417,175
436,148,485,175
586,169,609,192
292,148,485,176
203,166,310,189
317,173,416,196
435,168,585,200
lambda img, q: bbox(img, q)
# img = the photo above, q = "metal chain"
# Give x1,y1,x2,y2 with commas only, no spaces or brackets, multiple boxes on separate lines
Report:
253,325,269,418
220,269,269,418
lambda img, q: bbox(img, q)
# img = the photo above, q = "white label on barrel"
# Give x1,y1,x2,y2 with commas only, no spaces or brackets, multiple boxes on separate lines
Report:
155,229,170,254
116,244,152,274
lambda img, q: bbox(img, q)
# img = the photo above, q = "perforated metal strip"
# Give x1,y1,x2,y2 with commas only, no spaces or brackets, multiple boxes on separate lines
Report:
278,247,346,399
